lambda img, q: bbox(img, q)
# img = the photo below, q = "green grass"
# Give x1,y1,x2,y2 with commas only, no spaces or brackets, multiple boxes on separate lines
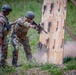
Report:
0,0,76,75
0,66,15,75
40,63,64,75
65,60,76,70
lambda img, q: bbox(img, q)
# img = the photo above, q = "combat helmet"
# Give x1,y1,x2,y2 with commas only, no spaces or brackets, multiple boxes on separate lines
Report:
2,4,12,12
25,11,35,20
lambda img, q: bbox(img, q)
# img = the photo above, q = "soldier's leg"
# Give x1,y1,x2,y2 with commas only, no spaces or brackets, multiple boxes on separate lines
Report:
1,44,8,66
11,37,19,65
0,38,8,66
21,37,32,61
0,46,2,66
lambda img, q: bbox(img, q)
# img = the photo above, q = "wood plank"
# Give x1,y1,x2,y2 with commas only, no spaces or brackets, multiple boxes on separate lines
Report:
71,0,76,6
65,25,76,41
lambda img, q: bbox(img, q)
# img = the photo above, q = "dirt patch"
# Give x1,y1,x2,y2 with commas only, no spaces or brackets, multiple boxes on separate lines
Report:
64,70,76,75
11,69,76,75
25,68,50,75
8,68,50,75
10,69,76,75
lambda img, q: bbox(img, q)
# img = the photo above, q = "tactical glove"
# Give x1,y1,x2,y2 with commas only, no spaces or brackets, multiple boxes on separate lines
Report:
5,25,11,30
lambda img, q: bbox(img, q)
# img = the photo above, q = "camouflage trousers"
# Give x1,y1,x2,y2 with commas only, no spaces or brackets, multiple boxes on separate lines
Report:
11,36,32,65
0,37,8,66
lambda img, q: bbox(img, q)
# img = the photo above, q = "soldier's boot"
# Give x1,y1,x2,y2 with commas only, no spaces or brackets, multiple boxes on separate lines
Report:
12,51,22,67
25,47,33,65
0,59,7,68
26,54,34,65
0,49,8,68
26,54,32,61
12,62,22,67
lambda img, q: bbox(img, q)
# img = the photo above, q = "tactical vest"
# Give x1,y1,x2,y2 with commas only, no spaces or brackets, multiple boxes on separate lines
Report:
14,17,29,39
0,13,9,36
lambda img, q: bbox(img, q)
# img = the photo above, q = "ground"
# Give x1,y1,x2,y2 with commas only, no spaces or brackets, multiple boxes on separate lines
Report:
3,68,76,75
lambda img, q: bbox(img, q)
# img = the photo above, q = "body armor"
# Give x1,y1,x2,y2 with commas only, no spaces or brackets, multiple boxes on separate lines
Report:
13,17,30,40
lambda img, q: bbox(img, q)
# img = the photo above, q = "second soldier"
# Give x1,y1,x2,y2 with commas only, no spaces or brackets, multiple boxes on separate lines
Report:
11,11,38,67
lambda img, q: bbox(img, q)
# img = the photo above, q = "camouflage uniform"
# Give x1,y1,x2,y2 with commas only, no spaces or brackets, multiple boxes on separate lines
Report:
0,13,9,66
11,17,32,65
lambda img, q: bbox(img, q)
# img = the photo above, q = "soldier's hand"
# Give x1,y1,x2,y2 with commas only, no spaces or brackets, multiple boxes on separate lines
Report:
14,20,17,24
30,24,36,28
6,25,11,29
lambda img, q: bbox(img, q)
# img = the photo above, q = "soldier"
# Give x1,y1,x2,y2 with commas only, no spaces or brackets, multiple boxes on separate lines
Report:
0,4,12,67
11,11,38,67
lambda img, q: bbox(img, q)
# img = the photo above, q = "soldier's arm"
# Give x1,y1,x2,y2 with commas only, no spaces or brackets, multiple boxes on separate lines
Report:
0,22,4,45
17,18,35,28
24,22,38,29
0,21,4,37
31,20,37,26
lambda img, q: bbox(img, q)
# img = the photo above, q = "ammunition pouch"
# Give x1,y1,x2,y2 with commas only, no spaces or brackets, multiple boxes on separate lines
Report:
16,31,27,40
2,28,9,36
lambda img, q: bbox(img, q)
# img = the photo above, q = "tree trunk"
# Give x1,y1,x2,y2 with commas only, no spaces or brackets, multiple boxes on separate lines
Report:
38,0,67,64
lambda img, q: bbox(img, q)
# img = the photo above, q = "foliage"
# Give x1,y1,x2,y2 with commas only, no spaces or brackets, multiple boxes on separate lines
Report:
40,63,64,75
0,67,15,75
65,59,76,70
63,57,74,63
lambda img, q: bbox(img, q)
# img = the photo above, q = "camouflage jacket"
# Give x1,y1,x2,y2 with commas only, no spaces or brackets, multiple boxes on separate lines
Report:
11,17,31,39
0,13,9,37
